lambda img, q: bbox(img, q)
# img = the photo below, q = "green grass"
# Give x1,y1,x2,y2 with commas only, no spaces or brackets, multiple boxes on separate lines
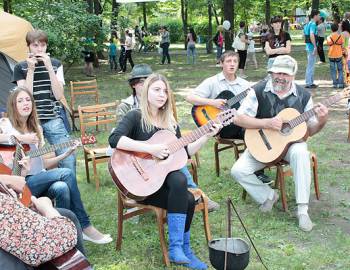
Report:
65,44,350,270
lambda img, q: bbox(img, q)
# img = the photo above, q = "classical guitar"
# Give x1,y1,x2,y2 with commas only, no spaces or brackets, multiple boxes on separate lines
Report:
0,182,92,270
191,88,250,138
109,109,236,200
0,135,96,173
244,88,350,164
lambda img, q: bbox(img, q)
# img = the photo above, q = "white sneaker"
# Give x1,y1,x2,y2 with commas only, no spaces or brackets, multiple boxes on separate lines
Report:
298,214,314,232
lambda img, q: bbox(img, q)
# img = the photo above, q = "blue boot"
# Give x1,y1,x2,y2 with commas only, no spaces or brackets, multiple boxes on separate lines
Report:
183,231,208,270
168,213,190,264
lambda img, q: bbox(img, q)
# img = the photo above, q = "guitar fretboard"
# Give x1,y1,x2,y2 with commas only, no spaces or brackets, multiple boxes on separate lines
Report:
227,88,250,107
27,140,78,158
168,109,234,153
288,93,343,128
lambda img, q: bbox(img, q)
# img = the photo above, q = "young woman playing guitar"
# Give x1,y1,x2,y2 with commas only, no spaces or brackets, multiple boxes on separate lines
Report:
109,73,222,270
0,87,111,244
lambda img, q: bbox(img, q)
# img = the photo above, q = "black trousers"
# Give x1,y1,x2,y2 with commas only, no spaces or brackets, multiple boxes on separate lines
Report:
238,50,247,69
161,42,171,64
141,170,195,232
317,37,326,63
122,50,134,72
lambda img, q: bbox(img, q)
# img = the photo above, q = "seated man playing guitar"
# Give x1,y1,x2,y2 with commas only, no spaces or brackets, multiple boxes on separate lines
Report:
0,87,111,244
186,50,271,183
109,73,222,270
231,55,328,232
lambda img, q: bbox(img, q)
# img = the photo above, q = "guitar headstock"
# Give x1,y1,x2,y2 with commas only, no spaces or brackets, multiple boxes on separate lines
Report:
216,108,236,127
81,134,97,145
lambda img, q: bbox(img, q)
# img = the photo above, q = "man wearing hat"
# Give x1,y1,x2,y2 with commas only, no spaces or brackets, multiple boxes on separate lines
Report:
116,64,153,121
231,55,329,232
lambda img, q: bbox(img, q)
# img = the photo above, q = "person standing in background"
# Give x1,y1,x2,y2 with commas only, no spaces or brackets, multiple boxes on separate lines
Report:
108,38,118,72
119,30,134,73
186,27,197,64
160,26,171,65
317,17,326,64
213,26,224,66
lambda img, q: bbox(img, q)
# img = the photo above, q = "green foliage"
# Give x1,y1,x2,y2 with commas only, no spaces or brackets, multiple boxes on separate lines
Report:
148,19,184,43
12,1,105,65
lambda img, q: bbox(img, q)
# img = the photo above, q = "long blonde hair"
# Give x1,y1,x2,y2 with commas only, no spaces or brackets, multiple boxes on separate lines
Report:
140,73,177,133
7,87,43,144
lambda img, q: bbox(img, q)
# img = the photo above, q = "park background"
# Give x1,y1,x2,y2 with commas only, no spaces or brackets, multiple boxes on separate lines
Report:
1,0,350,269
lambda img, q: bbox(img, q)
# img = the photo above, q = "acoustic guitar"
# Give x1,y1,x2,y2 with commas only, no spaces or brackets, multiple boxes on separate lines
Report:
0,182,92,270
109,109,236,200
191,89,250,138
244,88,350,164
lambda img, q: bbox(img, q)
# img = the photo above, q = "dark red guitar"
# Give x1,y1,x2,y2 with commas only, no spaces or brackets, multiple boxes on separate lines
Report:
109,109,236,201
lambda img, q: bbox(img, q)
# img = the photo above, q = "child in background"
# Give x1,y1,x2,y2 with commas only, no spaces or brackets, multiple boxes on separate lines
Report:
326,23,344,88
247,33,258,69
108,39,118,72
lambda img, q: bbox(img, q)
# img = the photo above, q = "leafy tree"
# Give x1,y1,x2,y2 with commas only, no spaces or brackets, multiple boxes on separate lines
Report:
12,0,104,68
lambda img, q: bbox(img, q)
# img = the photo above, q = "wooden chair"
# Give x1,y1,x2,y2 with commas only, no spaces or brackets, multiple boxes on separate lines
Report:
214,137,246,176
70,79,99,130
78,101,119,190
116,187,211,267
242,152,320,211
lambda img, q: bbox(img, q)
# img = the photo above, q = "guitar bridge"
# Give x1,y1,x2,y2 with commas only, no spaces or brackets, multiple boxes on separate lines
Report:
258,129,272,150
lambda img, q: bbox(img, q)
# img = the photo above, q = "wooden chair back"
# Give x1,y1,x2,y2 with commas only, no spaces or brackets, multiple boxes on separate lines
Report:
70,79,99,111
78,101,119,137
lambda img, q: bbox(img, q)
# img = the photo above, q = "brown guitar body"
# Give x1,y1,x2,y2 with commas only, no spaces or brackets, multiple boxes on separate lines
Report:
109,130,188,201
244,108,308,164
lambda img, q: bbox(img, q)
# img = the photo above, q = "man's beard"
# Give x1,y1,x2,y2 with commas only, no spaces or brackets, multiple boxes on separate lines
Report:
272,78,292,93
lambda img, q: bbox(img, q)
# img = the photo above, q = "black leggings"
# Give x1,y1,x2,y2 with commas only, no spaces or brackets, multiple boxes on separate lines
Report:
141,170,195,232
238,50,247,69
122,50,134,72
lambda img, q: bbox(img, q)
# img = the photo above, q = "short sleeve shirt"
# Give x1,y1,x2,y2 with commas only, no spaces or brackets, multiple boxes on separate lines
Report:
192,72,251,103
306,21,318,51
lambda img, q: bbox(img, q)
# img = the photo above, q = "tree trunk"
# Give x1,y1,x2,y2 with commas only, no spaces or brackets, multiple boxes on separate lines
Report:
86,0,93,13
211,2,220,26
207,1,213,54
3,0,12,13
93,0,102,15
265,0,270,25
181,0,188,49
142,3,147,29
111,1,120,33
223,0,234,51
312,0,319,10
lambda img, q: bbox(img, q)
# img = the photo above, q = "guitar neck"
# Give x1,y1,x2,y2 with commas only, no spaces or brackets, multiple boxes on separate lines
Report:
168,121,215,153
27,140,77,158
226,89,249,107
288,92,343,128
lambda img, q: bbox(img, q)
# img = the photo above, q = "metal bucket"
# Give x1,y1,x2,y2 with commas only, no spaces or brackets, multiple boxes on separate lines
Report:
208,237,250,270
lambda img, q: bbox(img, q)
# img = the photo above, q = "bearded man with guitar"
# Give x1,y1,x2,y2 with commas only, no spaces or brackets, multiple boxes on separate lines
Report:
231,55,329,232
186,50,271,183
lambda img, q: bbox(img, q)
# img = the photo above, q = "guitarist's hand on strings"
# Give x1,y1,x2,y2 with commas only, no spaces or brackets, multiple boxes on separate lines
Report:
18,152,31,176
148,144,170,160
18,133,40,145
210,99,227,110
265,116,283,131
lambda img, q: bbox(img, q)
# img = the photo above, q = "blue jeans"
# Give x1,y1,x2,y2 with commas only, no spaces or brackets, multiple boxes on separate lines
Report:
187,44,196,64
26,168,91,229
329,58,344,87
41,117,76,176
216,45,223,61
305,50,316,86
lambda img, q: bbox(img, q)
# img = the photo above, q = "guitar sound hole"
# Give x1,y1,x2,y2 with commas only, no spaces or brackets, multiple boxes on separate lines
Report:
280,122,292,135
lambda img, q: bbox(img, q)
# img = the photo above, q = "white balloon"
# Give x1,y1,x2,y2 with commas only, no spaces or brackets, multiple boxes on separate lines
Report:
223,20,231,30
